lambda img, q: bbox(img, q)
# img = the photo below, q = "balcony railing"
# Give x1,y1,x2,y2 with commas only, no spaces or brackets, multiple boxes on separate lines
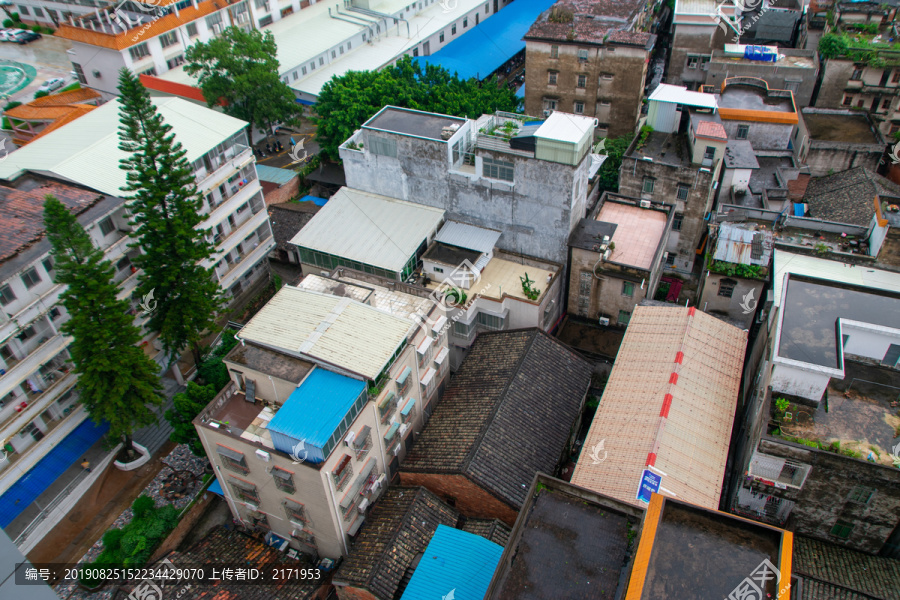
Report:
195,144,252,189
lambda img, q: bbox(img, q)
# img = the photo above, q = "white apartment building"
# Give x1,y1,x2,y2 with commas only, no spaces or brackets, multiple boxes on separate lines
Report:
196,281,448,558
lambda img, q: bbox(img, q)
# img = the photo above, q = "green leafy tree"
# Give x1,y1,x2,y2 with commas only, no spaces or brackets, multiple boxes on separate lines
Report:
116,69,223,365
43,196,163,461
596,134,634,192
315,56,518,159
165,382,216,456
184,27,301,137
818,33,849,59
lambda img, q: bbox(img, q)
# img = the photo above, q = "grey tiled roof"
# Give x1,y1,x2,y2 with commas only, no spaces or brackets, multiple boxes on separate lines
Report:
460,517,512,548
803,167,900,226
333,487,459,600
402,329,593,509
793,536,900,600
269,203,319,253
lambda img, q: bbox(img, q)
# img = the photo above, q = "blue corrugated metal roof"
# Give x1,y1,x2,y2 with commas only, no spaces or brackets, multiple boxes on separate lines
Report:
267,369,365,450
256,165,298,186
400,525,503,600
516,84,525,98
414,0,557,81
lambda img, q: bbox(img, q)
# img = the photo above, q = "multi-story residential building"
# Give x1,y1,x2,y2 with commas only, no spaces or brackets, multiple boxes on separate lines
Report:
400,328,592,526
0,180,137,542
571,305,747,511
737,0,804,47
670,0,736,88
705,47,818,108
522,0,655,137
12,0,108,29
796,108,886,176
0,96,276,310
728,250,900,556
340,106,597,266
567,193,673,327
196,282,449,558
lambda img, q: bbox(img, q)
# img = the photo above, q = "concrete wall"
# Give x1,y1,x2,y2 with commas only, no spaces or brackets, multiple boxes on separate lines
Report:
569,249,650,325
841,320,900,365
706,52,818,107
397,471,519,526
524,40,649,137
720,119,794,150
756,437,900,555
804,144,885,176
877,228,900,270
769,362,831,401
222,363,297,405
670,22,726,87
815,60,855,109
697,272,765,329
341,128,588,265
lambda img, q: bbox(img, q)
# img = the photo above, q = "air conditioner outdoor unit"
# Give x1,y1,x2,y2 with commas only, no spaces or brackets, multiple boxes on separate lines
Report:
392,445,401,456
376,473,387,486
255,449,270,462
598,317,610,326
398,423,409,436
640,200,651,209
357,498,370,512
344,431,356,446
213,23,222,33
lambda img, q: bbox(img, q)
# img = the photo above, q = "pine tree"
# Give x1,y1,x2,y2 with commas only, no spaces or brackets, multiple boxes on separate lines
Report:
43,196,163,460
116,69,223,365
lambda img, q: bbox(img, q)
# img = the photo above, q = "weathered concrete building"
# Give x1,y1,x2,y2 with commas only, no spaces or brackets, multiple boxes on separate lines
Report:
340,106,596,266
796,108,887,176
568,193,672,326
706,47,818,108
669,0,735,88
522,0,655,137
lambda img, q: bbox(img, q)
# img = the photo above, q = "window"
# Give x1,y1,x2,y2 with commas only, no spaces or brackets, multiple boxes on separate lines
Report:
218,446,250,474
617,310,631,326
116,257,131,272
847,485,875,504
893,70,900,84
883,98,892,110
577,48,588,62
284,499,308,525
676,184,689,201
18,5,28,15
476,311,505,330
370,135,397,158
843,95,853,107
851,68,863,81
206,13,223,29
784,80,800,92
704,146,716,161
340,45,344,55
259,15,273,26
302,66,307,76
72,62,87,85
440,32,444,43
666,253,676,266
577,74,586,88
42,258,53,275
159,31,178,48
883,343,900,367
33,7,43,16
166,55,185,69
129,43,150,61
272,467,295,493
0,285,16,306
186,22,198,37
293,71,298,81
49,307,61,320
548,71,557,85
673,212,683,231
830,520,854,539
463,17,467,27
736,124,749,140
600,73,613,82
310,61,315,71
22,267,41,290
412,47,419,57
17,325,35,342
622,281,635,297
99,217,115,236
483,157,514,182
687,56,699,69
331,454,353,490
544,98,557,110
452,24,456,35
718,279,736,298
331,50,336,59
229,477,260,504
642,177,655,194
550,45,558,58
574,102,584,114
319,57,324,66
347,41,351,50
255,0,268,7
485,2,489,12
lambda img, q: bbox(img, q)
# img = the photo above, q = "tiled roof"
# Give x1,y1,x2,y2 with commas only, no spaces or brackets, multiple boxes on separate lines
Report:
793,536,900,600
460,517,511,547
333,487,459,599
525,0,653,44
570,306,747,510
803,166,900,226
402,328,593,509
269,203,319,253
0,183,104,263
5,88,103,146
695,120,728,140
156,526,319,599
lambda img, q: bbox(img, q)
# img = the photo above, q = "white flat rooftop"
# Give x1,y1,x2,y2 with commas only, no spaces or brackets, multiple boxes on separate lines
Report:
649,83,718,109
535,112,596,144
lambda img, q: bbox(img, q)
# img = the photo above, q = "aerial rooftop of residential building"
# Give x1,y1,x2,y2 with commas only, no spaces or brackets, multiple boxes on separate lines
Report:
524,0,653,44
593,200,669,270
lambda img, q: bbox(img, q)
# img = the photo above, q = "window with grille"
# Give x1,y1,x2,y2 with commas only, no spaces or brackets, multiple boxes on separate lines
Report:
666,253,676,265
229,478,260,503
736,125,749,140
751,233,764,260
642,177,655,194
159,31,178,48
22,268,41,290
332,455,353,490
186,22,198,37
622,281,634,297
483,157,514,182
673,213,683,231
617,310,631,326
284,500,308,525
218,447,250,474
847,485,874,504
249,512,268,528
577,74,586,88
687,56,699,69
167,55,185,69
548,71,557,85
452,24,456,35
550,45,558,58
440,32,444,42
830,520,853,539
476,311,504,330
99,217,115,236
0,285,15,307
370,135,397,158
676,184,689,201
718,279,736,298
577,48,588,61
574,102,584,114
272,467,295,493
291,528,315,545
129,43,150,61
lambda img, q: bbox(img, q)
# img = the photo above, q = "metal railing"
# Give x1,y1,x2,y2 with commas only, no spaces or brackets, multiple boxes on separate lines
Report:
14,467,89,546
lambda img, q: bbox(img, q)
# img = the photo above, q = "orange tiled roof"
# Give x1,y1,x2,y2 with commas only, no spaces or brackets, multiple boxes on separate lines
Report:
55,0,222,51
6,90,101,146
695,120,727,141
26,86,102,107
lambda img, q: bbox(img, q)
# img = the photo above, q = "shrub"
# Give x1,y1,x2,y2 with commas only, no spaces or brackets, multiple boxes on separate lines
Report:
30,24,40,32
4,101,21,111
34,90,49,99
42,26,53,34
101,528,125,551
2,19,11,28
198,354,229,390
10,12,19,21
132,495,155,520
818,33,849,59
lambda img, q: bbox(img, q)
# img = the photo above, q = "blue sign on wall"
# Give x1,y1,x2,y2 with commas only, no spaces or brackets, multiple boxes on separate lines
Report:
636,469,661,504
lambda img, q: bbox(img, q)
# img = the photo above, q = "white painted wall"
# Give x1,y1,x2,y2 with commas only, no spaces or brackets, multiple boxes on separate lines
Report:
770,362,831,401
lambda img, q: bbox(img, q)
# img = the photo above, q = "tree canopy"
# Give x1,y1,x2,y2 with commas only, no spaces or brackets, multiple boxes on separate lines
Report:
315,56,518,159
165,382,216,456
43,196,163,458
184,27,302,137
818,33,849,59
117,69,223,364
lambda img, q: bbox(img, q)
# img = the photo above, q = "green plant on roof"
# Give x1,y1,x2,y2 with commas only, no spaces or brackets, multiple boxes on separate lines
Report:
444,287,468,307
520,273,541,301
774,397,790,416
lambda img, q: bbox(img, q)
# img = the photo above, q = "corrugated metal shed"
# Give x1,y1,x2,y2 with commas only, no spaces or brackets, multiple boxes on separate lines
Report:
648,83,718,109
570,306,747,510
713,222,773,266
534,112,596,144
255,165,297,186
267,368,365,454
435,221,501,254
289,187,445,272
0,97,246,197
237,286,413,380
399,525,503,600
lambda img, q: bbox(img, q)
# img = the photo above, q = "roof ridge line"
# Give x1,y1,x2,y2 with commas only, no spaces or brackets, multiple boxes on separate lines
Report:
792,569,890,600
363,486,432,587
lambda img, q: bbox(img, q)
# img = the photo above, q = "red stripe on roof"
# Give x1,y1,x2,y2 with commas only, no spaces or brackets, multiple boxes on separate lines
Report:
674,351,684,364
660,394,673,418
139,74,208,104
646,453,657,466
669,372,679,385
688,306,696,316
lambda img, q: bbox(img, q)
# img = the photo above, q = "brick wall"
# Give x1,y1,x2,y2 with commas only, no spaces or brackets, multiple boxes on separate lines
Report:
398,472,519,526
263,176,300,206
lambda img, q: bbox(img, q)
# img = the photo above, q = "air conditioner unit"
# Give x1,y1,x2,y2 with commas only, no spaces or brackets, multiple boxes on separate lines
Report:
255,449,270,462
398,423,409,437
598,317,610,326
357,498,370,512
92,70,101,78
212,23,222,33
392,445,401,456
344,431,356,446
376,473,387,486
639,200,651,209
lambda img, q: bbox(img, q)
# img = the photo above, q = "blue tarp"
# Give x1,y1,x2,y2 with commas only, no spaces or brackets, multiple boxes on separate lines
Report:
299,195,328,207
414,0,557,81
208,477,224,496
516,84,525,98
0,417,109,528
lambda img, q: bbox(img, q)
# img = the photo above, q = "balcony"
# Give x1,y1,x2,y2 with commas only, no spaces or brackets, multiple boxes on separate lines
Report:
214,225,274,289
0,372,76,440
201,171,260,225
195,145,253,192
0,286,65,352
0,403,86,489
0,335,71,400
